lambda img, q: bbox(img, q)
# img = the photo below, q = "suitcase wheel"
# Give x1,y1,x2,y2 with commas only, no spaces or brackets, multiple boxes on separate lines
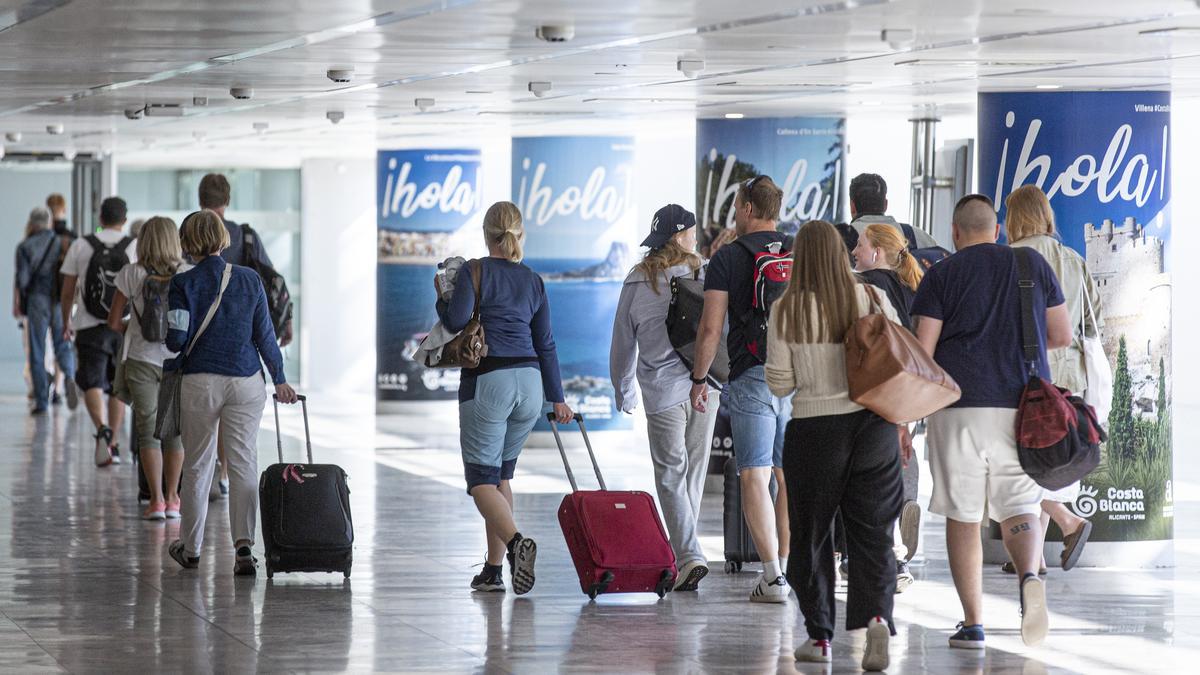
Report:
724,560,742,574
266,563,274,579
588,571,615,600
655,569,673,598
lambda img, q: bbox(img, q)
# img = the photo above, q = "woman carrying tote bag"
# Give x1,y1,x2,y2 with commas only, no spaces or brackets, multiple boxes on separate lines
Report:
163,210,297,576
1006,185,1104,572
764,220,906,671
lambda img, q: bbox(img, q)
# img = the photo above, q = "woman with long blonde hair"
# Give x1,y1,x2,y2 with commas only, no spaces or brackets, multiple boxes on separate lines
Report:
437,201,572,595
765,219,905,670
610,204,716,591
108,216,189,521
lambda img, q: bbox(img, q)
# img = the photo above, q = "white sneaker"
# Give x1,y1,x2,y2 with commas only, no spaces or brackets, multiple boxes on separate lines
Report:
749,574,790,603
794,639,832,663
862,616,890,672
673,560,709,592
1020,574,1048,646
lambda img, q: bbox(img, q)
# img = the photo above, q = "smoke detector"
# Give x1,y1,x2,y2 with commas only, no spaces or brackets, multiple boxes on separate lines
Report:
881,28,915,50
4,132,20,142
230,86,254,100
62,147,77,160
327,67,354,83
677,58,705,78
414,98,435,112
46,124,65,135
528,81,552,98
125,107,144,120
535,24,574,42
326,110,345,124
192,96,209,107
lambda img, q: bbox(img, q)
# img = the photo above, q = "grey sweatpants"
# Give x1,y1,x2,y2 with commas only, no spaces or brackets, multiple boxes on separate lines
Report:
644,394,720,567
179,373,267,558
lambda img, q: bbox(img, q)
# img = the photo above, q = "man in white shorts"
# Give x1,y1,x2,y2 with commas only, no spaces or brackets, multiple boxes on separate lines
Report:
911,194,1073,650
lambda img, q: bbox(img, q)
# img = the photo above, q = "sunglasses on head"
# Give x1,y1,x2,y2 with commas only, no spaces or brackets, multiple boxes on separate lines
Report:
743,175,766,193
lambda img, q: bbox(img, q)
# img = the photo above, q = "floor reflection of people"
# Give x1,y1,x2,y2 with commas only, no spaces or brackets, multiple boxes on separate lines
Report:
476,594,537,672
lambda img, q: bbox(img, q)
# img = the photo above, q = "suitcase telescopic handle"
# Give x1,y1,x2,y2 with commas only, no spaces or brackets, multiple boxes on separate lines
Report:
273,394,313,464
546,412,606,492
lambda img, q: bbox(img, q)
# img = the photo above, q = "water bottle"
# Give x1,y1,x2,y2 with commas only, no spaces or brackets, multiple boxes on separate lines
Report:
435,262,450,300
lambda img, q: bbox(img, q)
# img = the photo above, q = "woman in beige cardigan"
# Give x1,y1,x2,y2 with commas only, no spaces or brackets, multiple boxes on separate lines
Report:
1006,185,1103,572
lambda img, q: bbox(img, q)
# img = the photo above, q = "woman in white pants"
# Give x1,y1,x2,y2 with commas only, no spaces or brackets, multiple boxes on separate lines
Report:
610,204,719,591
1007,185,1102,572
164,210,297,575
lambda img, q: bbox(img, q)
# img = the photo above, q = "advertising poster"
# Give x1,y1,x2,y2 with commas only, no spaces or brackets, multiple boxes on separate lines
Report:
512,136,635,431
695,117,846,251
979,91,1172,543
376,149,483,401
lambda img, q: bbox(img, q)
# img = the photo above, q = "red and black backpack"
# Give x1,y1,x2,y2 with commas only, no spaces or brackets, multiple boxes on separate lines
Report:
735,238,792,363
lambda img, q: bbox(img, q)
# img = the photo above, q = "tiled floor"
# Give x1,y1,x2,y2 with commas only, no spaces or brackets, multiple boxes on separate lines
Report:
0,392,1195,673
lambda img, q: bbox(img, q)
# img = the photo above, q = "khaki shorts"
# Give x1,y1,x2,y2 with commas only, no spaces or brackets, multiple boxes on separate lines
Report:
115,358,182,452
926,407,1042,523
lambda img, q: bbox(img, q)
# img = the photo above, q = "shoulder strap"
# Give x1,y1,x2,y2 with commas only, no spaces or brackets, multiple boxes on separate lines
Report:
468,259,483,320
114,236,133,254
31,234,59,276
185,264,233,358
85,234,102,252
1014,248,1040,374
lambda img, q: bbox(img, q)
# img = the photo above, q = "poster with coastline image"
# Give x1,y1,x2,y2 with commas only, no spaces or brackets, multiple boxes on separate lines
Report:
376,149,483,401
512,136,635,431
979,91,1172,543
695,116,846,250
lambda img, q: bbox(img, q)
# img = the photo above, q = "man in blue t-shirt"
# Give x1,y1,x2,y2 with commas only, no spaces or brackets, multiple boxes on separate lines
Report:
911,194,1072,651
690,176,793,604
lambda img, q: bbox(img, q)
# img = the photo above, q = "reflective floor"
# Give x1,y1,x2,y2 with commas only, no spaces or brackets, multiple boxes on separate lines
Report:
0,391,1196,673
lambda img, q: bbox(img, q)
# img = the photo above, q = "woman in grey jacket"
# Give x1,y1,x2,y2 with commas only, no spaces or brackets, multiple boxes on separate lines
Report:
609,204,718,592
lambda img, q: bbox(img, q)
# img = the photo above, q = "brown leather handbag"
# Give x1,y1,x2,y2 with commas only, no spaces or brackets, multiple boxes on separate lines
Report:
436,259,488,369
844,287,960,423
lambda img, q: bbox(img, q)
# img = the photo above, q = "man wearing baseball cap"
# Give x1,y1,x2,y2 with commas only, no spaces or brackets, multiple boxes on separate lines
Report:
610,204,719,592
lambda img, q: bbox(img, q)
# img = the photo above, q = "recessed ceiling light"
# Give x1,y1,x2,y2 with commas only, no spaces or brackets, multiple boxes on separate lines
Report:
724,113,744,119
859,100,884,106
1035,84,1062,90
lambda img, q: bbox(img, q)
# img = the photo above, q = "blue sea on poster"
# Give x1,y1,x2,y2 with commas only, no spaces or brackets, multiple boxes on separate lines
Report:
377,149,482,233
511,137,636,431
978,91,1171,262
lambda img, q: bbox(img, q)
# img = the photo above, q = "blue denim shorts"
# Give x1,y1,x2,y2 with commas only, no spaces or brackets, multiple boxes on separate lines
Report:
726,365,791,472
459,367,544,493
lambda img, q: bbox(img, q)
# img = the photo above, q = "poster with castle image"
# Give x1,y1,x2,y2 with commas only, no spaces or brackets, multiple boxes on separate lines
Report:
980,91,1172,542
511,136,636,431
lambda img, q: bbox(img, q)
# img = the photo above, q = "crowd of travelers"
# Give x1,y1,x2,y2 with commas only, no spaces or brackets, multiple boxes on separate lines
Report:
13,169,1101,671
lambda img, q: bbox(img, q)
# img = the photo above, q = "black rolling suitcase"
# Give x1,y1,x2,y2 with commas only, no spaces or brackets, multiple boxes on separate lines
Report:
722,454,777,573
259,395,354,579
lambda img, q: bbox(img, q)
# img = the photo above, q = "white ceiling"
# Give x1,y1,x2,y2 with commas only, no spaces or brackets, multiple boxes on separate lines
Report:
1,0,1199,164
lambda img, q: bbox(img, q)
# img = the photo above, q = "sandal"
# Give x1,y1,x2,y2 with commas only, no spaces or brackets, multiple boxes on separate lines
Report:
1060,520,1093,571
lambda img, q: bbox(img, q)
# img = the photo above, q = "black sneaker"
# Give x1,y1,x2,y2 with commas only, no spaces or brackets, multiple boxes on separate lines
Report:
471,563,506,592
94,426,113,467
506,533,537,595
234,546,257,576
30,407,49,417
168,540,199,569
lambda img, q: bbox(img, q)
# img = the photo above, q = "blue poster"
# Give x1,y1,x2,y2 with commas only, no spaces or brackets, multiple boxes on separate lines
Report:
696,117,845,247
979,92,1172,543
512,136,635,431
377,149,483,401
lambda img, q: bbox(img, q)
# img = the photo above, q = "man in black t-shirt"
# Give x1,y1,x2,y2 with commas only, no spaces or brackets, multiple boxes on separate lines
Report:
690,176,793,604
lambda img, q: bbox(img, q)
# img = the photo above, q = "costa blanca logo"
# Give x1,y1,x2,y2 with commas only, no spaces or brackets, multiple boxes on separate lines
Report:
1073,485,1099,518
701,148,841,227
380,157,480,220
514,157,632,227
990,110,1168,209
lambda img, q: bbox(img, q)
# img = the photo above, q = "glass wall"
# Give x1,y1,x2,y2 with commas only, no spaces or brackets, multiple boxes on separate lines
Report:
118,168,302,383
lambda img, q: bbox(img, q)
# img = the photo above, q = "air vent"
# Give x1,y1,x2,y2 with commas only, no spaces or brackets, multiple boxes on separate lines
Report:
896,58,1073,67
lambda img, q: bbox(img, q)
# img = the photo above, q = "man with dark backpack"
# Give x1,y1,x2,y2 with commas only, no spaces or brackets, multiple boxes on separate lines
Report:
848,173,950,268
690,175,794,604
61,196,136,467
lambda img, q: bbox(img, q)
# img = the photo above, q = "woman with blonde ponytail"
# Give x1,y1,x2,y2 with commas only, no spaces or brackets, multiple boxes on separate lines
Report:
851,223,923,332
436,200,571,596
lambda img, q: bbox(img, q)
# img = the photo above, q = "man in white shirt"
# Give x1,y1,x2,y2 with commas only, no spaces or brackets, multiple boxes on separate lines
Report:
60,197,136,467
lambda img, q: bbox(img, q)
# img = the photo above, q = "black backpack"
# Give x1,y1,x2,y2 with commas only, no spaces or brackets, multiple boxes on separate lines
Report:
82,235,132,320
136,268,174,343
898,223,951,271
240,224,293,335
735,238,792,363
666,267,730,384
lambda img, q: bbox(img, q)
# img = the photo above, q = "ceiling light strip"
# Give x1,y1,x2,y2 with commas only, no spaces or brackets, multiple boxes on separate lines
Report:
0,0,72,34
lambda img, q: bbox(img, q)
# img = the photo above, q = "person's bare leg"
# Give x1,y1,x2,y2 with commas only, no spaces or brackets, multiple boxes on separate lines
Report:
141,447,165,504
773,466,790,560
107,395,125,444
485,481,515,563
83,388,106,430
946,518,984,626
1038,510,1051,570
1043,500,1085,538
740,467,779,563
472,484,517,566
1001,512,1043,578
164,449,184,504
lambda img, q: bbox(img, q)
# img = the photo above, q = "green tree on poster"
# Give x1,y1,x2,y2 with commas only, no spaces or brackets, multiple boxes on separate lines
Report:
695,152,759,248
1108,336,1135,462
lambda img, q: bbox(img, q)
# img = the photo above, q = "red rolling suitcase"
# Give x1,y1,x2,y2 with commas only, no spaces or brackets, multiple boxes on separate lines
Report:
548,413,677,599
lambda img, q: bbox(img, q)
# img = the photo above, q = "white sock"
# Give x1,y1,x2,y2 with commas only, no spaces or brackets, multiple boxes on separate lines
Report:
780,557,789,574
763,559,781,579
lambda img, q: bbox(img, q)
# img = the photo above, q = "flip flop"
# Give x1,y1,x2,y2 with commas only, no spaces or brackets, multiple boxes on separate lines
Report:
1060,520,1093,571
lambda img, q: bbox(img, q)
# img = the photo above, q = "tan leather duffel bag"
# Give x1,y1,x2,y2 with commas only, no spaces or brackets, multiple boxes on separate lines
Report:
845,288,960,423
435,259,488,369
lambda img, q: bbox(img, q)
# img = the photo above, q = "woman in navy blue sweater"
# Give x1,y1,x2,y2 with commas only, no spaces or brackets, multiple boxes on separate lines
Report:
164,210,297,575
437,201,571,595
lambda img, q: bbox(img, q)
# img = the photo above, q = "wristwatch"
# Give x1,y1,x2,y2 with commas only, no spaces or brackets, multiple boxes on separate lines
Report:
690,375,708,385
